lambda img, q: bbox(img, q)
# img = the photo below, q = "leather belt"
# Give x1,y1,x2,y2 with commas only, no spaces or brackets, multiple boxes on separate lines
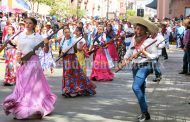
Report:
133,62,150,67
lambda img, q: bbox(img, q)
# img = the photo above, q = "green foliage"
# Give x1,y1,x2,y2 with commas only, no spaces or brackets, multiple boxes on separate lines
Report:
49,0,85,18
27,0,86,18
126,9,136,17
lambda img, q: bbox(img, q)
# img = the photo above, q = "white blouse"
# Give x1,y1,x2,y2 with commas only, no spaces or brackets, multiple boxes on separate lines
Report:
60,37,76,54
74,36,86,49
93,33,106,46
15,32,44,55
124,37,158,63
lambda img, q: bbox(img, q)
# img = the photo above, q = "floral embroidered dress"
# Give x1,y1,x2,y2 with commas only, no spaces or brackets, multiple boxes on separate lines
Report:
4,34,17,85
60,37,96,97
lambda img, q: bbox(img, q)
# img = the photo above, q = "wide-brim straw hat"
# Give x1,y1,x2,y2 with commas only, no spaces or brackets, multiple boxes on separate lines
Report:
160,21,167,25
19,21,25,25
46,22,51,26
128,16,159,33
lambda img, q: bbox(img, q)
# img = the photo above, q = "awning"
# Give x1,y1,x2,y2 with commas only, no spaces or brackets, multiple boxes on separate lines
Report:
16,0,30,10
146,0,157,9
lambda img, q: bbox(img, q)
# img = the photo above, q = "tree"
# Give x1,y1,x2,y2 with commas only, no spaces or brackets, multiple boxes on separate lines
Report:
126,9,136,17
49,0,85,18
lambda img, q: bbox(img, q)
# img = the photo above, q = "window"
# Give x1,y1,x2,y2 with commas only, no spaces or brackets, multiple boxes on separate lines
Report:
185,7,190,17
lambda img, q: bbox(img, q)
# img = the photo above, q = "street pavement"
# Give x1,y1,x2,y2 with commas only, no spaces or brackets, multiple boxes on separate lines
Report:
0,46,190,122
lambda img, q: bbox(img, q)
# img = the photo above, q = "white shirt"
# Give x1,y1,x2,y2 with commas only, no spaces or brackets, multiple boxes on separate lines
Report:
125,27,134,45
124,37,158,63
47,29,53,36
74,36,86,49
14,32,43,55
60,37,76,54
57,29,64,39
93,33,106,46
154,33,165,56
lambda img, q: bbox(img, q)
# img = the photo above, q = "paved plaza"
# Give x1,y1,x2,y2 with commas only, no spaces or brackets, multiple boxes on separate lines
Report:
0,46,190,122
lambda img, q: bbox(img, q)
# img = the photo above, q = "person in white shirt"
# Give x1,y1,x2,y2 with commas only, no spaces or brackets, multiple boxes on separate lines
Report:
151,32,165,82
3,17,56,120
118,16,159,121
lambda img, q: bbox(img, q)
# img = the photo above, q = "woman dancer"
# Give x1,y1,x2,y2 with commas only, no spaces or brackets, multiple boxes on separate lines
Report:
38,26,56,73
106,23,119,61
60,27,96,97
74,27,87,74
90,25,114,81
3,17,56,120
3,26,17,86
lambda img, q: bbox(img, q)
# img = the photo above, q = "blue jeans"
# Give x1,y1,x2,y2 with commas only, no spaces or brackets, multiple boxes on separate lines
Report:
153,58,162,77
176,36,183,48
132,65,151,113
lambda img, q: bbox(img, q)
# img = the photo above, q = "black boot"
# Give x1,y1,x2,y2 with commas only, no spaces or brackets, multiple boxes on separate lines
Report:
137,112,150,122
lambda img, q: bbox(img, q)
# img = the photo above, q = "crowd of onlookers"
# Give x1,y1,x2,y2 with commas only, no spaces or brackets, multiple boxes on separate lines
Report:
0,11,190,76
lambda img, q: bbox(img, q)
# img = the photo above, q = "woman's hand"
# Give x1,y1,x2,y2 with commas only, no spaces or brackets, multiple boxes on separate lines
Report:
44,38,49,44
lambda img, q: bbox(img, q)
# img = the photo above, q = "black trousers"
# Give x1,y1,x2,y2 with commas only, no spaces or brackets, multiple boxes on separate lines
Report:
162,47,168,58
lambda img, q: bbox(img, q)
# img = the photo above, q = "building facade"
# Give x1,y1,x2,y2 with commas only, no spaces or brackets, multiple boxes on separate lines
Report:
71,0,127,17
126,0,156,17
157,0,190,20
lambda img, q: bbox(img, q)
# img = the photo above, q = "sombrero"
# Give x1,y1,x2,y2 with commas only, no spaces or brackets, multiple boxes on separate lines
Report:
19,21,25,25
46,22,51,26
128,16,158,33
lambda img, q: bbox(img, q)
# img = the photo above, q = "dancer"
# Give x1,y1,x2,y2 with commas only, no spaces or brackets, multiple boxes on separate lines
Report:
122,16,158,121
90,25,114,81
74,27,87,74
3,26,17,86
60,27,96,97
3,17,56,120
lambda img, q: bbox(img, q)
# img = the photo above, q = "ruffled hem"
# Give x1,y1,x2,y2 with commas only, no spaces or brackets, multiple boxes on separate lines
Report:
62,82,96,97
3,94,56,119
90,70,114,81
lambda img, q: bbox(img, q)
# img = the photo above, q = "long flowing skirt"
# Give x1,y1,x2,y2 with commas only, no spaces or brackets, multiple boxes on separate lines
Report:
107,43,119,61
76,50,86,74
4,48,17,85
90,47,114,81
62,54,96,97
3,55,57,119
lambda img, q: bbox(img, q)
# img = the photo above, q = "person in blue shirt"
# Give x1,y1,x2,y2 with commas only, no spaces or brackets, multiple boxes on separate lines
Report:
175,20,186,48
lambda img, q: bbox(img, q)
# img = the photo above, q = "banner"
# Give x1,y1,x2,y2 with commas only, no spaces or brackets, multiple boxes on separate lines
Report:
16,0,30,10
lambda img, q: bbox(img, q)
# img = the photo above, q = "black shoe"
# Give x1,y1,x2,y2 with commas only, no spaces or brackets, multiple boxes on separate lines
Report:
179,71,187,74
3,83,15,86
152,75,162,82
164,57,168,60
137,112,150,122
